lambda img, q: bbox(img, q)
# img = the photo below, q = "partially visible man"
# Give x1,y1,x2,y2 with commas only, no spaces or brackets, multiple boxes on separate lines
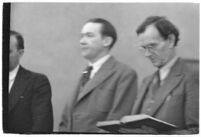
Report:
59,18,138,132
7,30,53,133
119,16,199,134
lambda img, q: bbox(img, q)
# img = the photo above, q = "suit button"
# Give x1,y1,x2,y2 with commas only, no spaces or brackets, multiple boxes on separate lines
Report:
147,108,151,112
74,114,80,118
150,100,154,103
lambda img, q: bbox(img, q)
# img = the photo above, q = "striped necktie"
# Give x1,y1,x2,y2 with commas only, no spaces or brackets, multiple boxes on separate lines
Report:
150,70,160,95
81,66,93,87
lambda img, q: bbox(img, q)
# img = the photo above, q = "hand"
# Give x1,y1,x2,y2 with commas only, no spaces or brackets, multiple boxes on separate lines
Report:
98,129,111,133
118,125,158,134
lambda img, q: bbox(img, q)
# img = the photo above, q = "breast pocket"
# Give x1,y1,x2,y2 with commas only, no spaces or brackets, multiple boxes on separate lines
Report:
93,87,115,113
17,94,32,111
161,93,184,115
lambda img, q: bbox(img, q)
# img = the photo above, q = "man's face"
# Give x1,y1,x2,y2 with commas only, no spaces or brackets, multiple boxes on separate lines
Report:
9,35,23,71
80,22,106,62
138,25,173,68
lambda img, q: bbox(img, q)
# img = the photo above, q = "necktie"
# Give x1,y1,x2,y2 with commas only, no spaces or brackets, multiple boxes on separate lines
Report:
150,70,160,96
81,66,93,87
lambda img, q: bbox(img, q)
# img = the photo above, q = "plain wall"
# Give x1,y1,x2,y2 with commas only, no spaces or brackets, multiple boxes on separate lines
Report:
10,3,199,131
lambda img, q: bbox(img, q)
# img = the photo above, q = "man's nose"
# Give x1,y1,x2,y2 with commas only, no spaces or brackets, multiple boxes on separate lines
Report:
80,37,86,45
144,49,152,57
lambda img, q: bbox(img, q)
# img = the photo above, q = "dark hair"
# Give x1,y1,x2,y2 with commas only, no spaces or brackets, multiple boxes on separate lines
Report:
86,18,117,49
136,16,179,46
10,30,24,50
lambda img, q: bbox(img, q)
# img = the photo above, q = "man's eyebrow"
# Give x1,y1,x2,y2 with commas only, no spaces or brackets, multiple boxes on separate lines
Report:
81,32,93,34
144,42,157,46
81,32,94,37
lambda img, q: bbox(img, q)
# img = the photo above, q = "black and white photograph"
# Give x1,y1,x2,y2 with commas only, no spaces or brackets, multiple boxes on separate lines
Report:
2,1,199,135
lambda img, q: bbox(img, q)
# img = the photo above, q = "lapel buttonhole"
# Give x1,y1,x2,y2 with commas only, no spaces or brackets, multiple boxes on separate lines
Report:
166,95,171,102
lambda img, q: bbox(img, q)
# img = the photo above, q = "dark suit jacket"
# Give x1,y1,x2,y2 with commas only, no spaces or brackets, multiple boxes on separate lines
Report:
7,66,53,133
59,56,138,132
131,58,199,134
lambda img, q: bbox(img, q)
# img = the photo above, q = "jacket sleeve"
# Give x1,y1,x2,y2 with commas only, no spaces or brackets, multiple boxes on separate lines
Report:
31,74,53,133
169,71,199,134
105,69,138,120
58,104,70,132
58,78,82,132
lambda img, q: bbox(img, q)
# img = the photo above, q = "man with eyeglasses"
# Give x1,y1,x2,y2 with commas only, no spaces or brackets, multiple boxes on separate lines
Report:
119,16,199,134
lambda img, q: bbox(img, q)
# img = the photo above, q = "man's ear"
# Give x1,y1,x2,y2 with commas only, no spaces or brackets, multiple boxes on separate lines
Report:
19,49,24,58
167,34,176,48
103,36,113,48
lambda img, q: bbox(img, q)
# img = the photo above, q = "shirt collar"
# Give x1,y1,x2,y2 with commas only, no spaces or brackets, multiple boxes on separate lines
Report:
88,54,111,78
159,56,178,81
89,54,111,69
9,65,20,81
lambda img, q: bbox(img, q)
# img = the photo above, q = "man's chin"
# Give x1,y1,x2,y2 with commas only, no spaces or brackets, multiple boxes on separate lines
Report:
82,54,92,61
81,52,88,58
151,62,161,68
9,68,13,72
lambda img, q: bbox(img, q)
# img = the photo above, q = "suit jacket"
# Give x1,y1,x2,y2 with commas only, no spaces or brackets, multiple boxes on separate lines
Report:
131,58,199,134
59,56,138,132
7,66,53,133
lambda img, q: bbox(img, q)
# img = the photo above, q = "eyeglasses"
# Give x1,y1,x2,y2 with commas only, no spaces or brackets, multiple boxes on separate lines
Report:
138,45,157,53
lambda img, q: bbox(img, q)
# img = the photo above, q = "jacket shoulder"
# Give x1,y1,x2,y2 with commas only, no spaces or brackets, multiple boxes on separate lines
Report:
20,66,49,81
113,59,137,76
179,59,199,81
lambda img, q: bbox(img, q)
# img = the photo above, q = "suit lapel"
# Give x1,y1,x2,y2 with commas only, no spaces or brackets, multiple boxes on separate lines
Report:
70,77,82,109
9,66,30,112
148,59,184,116
76,56,116,103
131,76,153,114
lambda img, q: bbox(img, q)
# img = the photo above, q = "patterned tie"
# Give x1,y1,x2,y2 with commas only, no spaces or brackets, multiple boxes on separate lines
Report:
150,70,160,96
81,66,93,87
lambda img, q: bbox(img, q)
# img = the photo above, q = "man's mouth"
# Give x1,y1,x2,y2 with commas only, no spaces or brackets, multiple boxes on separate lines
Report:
81,46,88,50
149,57,155,62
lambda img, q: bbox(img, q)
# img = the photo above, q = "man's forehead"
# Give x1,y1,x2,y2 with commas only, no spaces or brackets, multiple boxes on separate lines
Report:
10,35,19,49
10,35,18,44
138,26,163,42
81,22,102,33
142,25,160,37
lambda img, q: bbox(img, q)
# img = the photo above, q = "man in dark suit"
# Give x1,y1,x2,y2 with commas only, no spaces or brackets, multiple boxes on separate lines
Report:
59,18,138,132
7,30,53,133
119,16,199,134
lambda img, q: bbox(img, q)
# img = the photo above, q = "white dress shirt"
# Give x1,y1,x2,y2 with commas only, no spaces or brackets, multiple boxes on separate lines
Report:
88,54,111,79
9,65,20,93
159,56,178,85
